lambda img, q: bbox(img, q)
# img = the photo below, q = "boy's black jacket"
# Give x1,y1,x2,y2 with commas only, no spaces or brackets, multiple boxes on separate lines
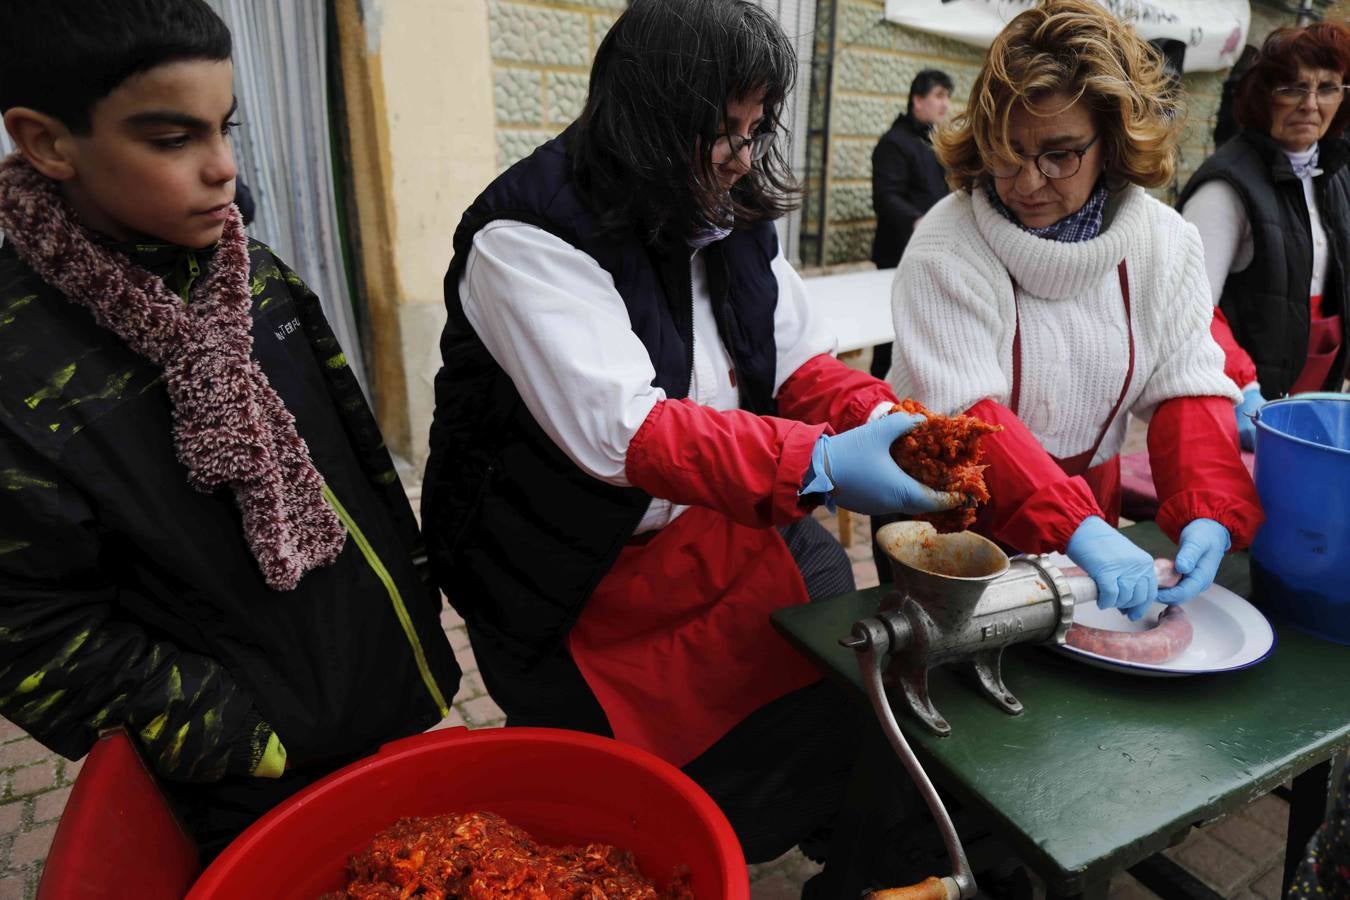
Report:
0,236,460,781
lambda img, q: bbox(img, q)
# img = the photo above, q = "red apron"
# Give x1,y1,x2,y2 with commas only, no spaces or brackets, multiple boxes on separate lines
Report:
1010,260,1135,515
1290,295,1342,395
567,505,823,767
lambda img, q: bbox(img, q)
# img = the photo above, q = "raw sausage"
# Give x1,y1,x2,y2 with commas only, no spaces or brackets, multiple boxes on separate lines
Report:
1062,558,1193,663
1065,605,1193,663
1152,557,1181,588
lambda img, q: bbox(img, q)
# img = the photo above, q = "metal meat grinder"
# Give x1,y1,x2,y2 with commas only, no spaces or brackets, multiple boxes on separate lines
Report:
840,521,1096,900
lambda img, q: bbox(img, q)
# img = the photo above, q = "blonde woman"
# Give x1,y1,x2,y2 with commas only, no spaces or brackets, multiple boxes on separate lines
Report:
888,0,1263,619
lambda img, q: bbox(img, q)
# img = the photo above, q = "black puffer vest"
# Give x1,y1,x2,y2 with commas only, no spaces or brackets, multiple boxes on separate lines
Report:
422,134,782,668
1178,131,1350,398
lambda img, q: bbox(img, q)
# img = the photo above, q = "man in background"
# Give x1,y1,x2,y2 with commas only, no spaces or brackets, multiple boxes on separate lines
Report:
869,69,953,378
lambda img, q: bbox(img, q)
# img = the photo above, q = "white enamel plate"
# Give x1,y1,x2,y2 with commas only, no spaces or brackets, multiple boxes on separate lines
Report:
1043,552,1277,677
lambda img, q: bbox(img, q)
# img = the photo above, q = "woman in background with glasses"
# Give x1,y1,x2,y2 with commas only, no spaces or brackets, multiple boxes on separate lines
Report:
888,0,1263,620
1180,22,1350,450
423,0,958,885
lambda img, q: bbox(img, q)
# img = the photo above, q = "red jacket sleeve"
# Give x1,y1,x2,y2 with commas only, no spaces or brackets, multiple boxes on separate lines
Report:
1147,395,1264,550
967,399,1104,554
625,399,827,529
1212,308,1259,390
776,353,898,432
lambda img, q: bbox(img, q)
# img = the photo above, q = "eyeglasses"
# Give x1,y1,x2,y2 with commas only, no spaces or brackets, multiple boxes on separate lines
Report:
1272,83,1349,106
987,133,1101,180
713,131,776,163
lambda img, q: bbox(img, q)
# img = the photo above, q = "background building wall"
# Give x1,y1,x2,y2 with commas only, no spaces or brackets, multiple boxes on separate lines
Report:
489,0,626,171
335,0,497,466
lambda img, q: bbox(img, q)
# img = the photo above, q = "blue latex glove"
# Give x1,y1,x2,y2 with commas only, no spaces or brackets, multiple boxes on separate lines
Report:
799,413,965,516
1157,518,1231,606
1235,386,1264,451
1066,516,1158,621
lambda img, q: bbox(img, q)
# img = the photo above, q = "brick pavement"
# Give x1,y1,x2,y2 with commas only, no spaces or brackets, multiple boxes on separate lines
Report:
0,464,1304,899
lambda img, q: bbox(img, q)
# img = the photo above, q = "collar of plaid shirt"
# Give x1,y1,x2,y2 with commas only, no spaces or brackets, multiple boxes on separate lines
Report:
983,177,1108,243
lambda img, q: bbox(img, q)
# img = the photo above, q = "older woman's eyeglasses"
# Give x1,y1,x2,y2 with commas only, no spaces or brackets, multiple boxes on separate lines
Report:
1272,83,1349,106
987,133,1101,180
713,131,776,163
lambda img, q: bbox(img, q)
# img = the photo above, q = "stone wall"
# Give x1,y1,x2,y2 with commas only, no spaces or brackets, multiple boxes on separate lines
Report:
489,0,625,170
803,0,1300,268
805,0,985,266
482,0,1308,267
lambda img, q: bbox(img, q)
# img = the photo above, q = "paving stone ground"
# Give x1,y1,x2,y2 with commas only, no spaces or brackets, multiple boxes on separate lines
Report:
0,417,1306,899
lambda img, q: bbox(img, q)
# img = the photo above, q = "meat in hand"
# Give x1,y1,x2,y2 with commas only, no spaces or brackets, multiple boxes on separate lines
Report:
888,399,1001,532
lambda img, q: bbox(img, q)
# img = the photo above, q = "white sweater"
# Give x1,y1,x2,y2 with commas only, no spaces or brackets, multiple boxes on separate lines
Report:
888,184,1240,467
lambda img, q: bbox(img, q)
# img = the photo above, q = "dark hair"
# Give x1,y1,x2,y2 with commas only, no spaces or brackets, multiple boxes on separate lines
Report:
0,0,231,135
907,69,954,115
1234,21,1350,137
570,0,799,240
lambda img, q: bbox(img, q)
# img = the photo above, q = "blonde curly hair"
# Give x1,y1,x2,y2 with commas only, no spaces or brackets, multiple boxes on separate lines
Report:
934,0,1182,193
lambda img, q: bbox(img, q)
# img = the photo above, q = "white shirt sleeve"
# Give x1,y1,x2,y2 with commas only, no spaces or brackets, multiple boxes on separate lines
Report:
770,248,839,395
458,220,665,486
1181,181,1253,306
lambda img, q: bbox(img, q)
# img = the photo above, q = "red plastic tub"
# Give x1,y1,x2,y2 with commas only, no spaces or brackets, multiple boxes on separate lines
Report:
187,726,749,899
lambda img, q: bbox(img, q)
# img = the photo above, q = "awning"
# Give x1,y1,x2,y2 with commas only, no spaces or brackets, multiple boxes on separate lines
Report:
882,0,1250,72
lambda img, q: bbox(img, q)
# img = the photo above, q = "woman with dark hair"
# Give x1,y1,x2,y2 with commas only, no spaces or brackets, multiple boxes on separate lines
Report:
890,0,1263,619
1180,22,1350,448
422,0,956,878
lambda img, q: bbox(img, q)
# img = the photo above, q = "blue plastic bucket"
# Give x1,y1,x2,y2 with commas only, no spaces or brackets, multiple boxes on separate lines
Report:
1250,396,1350,644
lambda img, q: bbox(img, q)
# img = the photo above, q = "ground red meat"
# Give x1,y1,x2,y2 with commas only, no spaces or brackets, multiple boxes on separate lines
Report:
322,811,694,900
888,399,1001,533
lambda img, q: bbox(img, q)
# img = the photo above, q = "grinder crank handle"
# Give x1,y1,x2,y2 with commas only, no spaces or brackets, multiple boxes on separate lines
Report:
842,617,976,900
870,877,962,900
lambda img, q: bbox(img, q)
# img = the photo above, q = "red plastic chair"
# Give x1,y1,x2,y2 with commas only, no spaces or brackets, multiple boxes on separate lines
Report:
37,730,199,900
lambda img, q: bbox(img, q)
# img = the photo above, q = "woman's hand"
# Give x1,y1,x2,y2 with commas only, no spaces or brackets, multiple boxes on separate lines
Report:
802,413,965,515
1157,518,1231,606
1235,386,1264,451
1066,516,1159,621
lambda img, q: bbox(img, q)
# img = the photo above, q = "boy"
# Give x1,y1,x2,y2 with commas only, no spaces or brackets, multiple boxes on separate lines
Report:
0,0,459,854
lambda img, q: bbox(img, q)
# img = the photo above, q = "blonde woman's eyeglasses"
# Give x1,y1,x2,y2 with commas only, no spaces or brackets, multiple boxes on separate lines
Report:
987,133,1101,180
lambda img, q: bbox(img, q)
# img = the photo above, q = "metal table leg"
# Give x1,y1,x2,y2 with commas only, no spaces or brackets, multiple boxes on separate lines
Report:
1283,759,1333,895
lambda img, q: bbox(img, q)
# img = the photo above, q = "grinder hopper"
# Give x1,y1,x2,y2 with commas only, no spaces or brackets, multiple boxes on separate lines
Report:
868,521,1073,735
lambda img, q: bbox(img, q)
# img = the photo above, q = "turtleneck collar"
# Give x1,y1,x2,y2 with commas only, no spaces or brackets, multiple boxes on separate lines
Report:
971,182,1148,301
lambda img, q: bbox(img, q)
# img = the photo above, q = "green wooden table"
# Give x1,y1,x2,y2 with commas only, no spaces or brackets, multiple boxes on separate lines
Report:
772,521,1350,898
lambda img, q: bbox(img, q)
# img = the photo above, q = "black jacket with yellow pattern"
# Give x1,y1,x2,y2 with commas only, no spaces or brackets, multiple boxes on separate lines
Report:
0,236,459,782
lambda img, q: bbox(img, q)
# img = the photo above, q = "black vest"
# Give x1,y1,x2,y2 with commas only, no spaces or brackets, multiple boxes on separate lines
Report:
1178,131,1350,398
422,135,783,668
